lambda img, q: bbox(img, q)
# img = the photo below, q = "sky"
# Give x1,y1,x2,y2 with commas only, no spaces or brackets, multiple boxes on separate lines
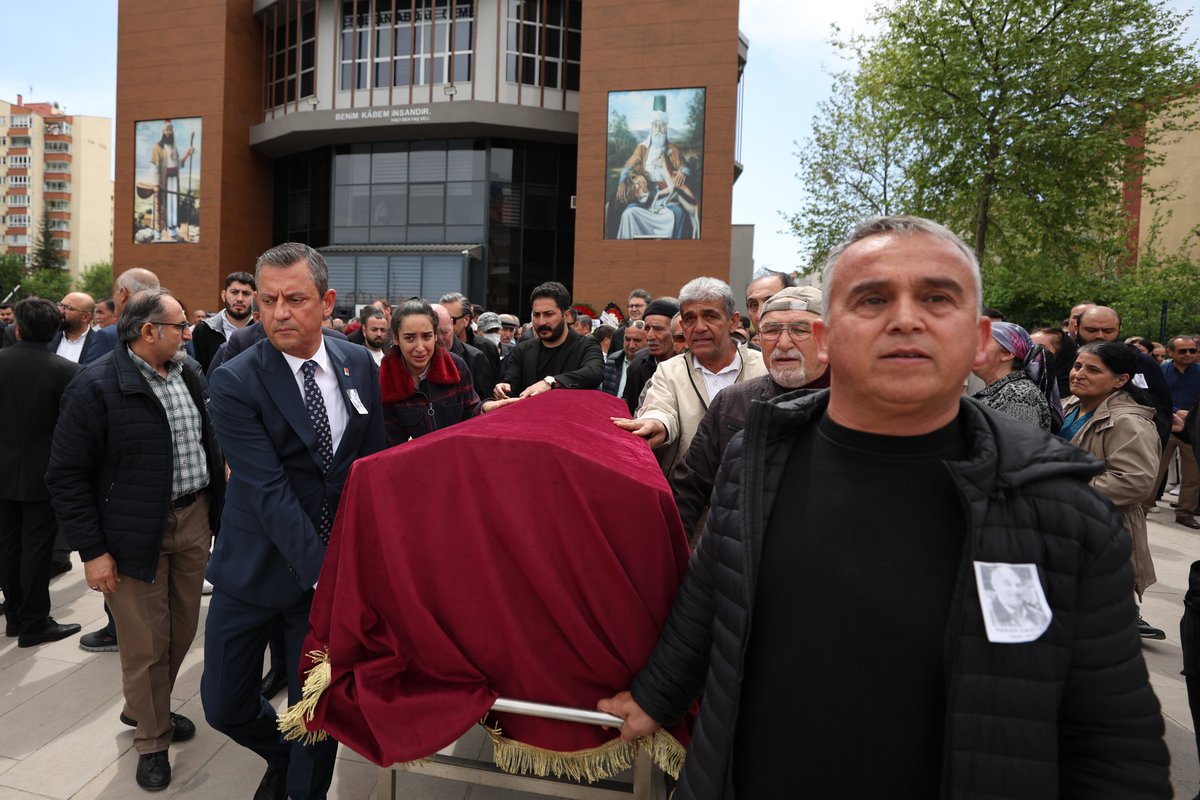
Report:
0,0,1193,274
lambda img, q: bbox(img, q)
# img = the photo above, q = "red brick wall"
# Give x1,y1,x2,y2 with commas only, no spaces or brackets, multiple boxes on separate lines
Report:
114,0,273,315
572,0,741,310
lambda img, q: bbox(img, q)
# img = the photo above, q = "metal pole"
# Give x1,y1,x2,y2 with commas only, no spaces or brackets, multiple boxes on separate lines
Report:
2,284,20,303
491,697,624,729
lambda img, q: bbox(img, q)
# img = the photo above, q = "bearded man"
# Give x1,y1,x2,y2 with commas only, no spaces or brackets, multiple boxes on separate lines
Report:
192,272,255,374
670,287,828,541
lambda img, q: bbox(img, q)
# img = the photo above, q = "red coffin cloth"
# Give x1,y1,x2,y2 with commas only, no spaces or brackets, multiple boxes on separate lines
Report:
299,389,692,767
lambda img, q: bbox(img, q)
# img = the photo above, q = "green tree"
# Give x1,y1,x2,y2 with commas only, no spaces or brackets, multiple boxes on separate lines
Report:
28,210,66,271
21,265,71,302
76,261,113,300
786,66,919,270
0,253,24,301
789,0,1200,322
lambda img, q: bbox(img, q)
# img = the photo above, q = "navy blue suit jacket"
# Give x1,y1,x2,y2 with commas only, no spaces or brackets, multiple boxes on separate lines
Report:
206,335,385,608
48,325,117,365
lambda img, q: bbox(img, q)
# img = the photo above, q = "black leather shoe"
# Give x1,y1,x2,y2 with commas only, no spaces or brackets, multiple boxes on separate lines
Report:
120,712,196,742
1137,615,1167,640
136,750,171,791
4,616,16,638
261,666,288,700
253,766,288,800
17,618,81,648
49,560,72,578
1177,515,1200,529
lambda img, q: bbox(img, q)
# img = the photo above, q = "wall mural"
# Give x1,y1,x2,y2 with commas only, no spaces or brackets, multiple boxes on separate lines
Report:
133,117,201,243
604,88,705,240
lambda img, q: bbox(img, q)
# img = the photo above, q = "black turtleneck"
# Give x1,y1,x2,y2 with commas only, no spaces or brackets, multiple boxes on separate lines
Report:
733,411,968,797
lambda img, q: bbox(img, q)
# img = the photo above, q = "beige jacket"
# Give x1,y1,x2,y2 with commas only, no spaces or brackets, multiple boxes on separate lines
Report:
637,344,766,474
1063,391,1160,598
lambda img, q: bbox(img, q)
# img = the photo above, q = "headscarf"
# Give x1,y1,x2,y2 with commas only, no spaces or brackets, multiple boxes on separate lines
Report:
991,321,1064,432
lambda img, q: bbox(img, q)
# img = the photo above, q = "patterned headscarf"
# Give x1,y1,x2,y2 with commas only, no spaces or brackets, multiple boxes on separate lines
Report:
991,321,1063,432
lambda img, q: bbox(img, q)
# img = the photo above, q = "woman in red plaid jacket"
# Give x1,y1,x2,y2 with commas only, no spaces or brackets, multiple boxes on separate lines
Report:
380,298,482,445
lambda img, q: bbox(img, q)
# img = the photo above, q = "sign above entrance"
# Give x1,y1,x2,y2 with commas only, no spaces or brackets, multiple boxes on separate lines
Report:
334,106,432,125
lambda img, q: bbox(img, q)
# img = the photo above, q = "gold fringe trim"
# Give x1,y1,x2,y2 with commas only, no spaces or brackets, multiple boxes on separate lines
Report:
485,722,686,783
277,648,333,745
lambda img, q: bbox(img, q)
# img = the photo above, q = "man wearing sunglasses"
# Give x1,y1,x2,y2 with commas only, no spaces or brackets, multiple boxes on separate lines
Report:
671,287,828,542
48,289,224,792
1148,335,1200,530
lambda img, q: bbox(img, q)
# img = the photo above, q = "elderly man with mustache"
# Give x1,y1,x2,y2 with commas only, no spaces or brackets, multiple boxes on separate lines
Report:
670,286,828,543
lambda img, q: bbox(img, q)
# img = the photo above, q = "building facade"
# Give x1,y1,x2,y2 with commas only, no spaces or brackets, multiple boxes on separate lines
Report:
0,98,113,279
114,0,745,318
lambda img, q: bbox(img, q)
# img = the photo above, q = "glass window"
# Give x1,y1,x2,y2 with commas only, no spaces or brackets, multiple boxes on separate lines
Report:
505,0,580,90
445,181,485,225
371,184,408,226
373,147,408,183
490,148,514,182
408,184,445,224
422,256,464,299
332,226,369,244
447,148,485,181
327,255,357,300
334,148,371,184
334,185,370,226
409,147,447,182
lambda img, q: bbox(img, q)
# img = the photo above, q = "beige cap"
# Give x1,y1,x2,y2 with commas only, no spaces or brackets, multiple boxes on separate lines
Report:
761,286,823,316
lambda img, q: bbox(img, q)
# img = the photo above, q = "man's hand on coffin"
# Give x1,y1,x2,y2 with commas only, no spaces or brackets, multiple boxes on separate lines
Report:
597,691,661,742
611,416,667,448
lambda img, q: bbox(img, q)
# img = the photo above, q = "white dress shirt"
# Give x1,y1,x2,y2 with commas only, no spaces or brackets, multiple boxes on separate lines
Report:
693,348,742,401
55,329,88,363
281,338,349,455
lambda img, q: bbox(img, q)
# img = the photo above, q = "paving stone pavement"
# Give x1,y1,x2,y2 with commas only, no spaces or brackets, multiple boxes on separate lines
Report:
1,499,1197,798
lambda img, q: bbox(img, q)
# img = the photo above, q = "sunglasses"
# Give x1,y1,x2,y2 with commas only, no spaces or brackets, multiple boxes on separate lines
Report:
1176,348,1198,355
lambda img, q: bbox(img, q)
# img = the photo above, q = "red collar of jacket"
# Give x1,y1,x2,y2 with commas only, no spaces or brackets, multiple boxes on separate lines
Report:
380,346,460,403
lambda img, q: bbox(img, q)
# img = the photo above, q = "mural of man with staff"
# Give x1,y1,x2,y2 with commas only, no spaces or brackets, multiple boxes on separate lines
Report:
150,120,194,242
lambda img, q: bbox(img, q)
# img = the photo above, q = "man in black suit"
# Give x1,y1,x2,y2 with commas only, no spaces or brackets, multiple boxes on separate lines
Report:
494,281,604,399
47,292,117,366
0,298,81,646
202,243,385,800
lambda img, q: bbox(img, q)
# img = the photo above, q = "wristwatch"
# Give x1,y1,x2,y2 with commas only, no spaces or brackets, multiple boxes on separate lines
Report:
544,376,557,389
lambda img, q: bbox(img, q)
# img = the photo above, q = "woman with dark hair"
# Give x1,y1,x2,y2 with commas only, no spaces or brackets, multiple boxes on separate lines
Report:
972,321,1060,431
379,298,483,445
1061,341,1164,639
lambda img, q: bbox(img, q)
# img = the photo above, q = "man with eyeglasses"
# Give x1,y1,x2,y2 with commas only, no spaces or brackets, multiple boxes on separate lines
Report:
614,277,766,475
1146,335,1200,530
48,292,116,365
48,288,225,792
671,287,828,542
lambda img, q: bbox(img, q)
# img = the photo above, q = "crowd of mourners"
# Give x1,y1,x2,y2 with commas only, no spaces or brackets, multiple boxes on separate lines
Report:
0,215,1197,798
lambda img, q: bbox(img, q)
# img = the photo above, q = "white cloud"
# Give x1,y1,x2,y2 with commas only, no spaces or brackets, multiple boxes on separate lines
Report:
738,0,881,48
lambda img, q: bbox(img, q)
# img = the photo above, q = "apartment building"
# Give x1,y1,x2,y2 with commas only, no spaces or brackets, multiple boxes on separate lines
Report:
0,96,113,279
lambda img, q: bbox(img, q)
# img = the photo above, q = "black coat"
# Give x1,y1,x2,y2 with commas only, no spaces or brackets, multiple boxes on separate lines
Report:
501,329,604,394
601,349,627,396
46,346,225,582
0,342,80,501
632,390,1169,799
620,349,660,415
451,337,497,402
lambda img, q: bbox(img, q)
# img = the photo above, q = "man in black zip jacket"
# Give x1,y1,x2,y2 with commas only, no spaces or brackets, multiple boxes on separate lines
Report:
600,216,1168,799
47,289,225,792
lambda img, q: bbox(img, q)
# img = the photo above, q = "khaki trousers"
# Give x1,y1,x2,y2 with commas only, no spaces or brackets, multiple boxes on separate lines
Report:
1149,435,1200,518
104,494,211,754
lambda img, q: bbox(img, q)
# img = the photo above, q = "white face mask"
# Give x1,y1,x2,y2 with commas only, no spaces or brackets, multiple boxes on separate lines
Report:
483,332,501,345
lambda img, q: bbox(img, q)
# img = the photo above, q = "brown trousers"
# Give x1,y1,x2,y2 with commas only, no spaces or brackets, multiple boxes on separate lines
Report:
104,494,211,754
1149,435,1200,518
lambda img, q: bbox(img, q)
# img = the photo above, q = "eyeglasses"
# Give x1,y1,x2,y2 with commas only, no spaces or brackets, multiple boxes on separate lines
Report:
450,313,470,323
758,322,813,342
58,303,82,313
1176,348,1198,355
150,320,190,332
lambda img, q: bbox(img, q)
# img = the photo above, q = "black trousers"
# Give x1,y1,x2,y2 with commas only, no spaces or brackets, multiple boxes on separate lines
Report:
0,499,57,634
